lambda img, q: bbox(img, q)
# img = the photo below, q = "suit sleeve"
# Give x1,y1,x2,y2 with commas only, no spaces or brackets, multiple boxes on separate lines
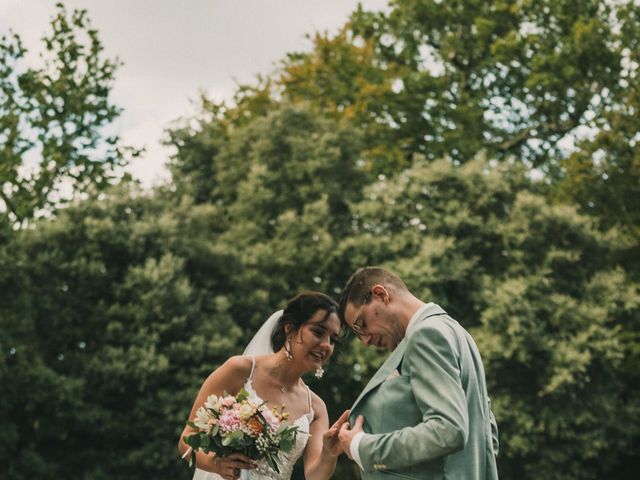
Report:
489,397,499,456
358,322,469,470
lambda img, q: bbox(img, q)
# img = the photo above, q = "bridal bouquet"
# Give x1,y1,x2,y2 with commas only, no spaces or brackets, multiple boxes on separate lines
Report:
183,388,299,474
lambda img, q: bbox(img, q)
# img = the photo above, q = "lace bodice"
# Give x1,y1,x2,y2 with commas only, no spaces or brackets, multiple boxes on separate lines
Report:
192,357,314,480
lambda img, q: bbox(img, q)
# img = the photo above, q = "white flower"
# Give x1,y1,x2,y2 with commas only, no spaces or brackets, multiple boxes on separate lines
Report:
238,402,255,420
194,406,211,431
204,394,221,411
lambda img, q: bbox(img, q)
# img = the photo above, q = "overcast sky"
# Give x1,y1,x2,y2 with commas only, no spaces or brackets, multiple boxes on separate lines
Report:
1,0,389,187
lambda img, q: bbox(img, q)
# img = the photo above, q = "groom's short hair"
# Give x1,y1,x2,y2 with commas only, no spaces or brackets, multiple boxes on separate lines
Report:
338,267,408,321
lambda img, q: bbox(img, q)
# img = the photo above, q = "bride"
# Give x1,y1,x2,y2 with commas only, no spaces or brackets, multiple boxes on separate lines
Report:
178,291,348,480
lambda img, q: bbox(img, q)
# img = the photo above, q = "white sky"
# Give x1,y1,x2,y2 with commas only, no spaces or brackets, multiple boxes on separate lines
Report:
1,0,389,187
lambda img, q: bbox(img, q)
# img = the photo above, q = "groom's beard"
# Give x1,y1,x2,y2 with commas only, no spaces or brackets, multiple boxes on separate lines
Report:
371,334,399,351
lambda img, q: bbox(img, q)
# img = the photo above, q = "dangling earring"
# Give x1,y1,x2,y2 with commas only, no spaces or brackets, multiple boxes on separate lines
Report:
314,366,324,379
284,338,293,361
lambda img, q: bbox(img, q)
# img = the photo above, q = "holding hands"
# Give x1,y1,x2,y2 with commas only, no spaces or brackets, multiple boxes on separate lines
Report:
321,410,351,457
318,408,365,460
338,414,364,460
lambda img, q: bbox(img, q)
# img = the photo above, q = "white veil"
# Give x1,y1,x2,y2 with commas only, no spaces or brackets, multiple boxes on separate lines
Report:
242,310,283,356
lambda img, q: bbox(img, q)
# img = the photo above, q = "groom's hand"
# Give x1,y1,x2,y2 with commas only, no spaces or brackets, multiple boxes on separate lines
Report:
338,414,364,460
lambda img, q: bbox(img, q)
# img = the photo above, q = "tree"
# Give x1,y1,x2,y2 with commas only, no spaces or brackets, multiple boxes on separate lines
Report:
556,1,640,243
0,3,134,225
278,28,409,174
172,0,639,241
279,0,637,170
0,187,245,479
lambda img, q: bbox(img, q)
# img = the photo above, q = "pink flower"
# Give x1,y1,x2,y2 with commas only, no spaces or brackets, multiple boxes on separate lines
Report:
221,396,236,408
218,409,241,433
261,408,281,432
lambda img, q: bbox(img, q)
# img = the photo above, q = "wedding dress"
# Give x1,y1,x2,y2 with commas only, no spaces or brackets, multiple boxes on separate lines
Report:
192,354,314,480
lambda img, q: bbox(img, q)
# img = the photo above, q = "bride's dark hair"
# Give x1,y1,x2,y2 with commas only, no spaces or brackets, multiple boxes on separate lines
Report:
271,291,340,352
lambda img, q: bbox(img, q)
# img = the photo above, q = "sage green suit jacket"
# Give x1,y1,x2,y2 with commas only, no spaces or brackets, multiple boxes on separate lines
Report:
349,304,499,479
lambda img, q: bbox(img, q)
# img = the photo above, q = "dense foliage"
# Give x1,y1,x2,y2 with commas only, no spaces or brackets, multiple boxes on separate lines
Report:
1,1,638,479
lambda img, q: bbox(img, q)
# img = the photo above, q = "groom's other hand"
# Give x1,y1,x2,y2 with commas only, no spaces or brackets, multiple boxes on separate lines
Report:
323,410,351,457
338,414,364,459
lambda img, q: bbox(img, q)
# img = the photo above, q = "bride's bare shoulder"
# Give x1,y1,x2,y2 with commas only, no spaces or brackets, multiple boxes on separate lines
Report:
219,355,253,377
201,355,253,392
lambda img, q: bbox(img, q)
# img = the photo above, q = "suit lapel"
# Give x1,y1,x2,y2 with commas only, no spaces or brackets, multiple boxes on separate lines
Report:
349,303,449,420
350,337,408,414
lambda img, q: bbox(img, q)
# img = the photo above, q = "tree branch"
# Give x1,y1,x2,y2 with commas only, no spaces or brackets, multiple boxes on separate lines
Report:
496,117,583,153
0,188,19,221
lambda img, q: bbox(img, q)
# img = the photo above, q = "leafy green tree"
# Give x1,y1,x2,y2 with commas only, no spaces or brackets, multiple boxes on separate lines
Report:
177,0,639,237
278,29,408,174
281,0,637,169
0,188,243,479
556,0,640,242
0,3,134,225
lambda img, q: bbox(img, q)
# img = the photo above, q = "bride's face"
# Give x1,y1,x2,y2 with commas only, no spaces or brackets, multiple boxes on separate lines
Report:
291,309,341,371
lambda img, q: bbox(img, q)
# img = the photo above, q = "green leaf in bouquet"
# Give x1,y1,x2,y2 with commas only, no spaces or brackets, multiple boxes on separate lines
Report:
210,424,219,437
264,453,281,474
184,434,201,449
277,424,298,435
199,433,212,453
187,420,198,429
222,430,245,447
211,435,229,457
235,436,250,448
279,437,294,452
246,444,260,459
236,387,249,402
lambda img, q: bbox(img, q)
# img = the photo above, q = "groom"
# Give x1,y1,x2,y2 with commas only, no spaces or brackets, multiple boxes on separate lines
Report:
337,267,499,479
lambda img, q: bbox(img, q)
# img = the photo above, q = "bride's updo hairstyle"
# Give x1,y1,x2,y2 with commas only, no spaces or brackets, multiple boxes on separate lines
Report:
271,291,341,352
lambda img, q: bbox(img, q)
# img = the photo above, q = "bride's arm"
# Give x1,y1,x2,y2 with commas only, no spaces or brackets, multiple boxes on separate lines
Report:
177,356,255,473
303,394,349,480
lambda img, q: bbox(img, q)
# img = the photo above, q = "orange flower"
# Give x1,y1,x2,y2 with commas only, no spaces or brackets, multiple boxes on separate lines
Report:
247,417,263,436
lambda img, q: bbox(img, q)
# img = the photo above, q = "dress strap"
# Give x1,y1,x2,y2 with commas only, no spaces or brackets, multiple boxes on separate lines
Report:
305,385,312,413
248,355,256,380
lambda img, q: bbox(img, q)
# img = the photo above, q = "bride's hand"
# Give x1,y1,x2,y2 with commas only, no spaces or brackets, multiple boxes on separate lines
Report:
322,409,350,457
205,452,257,480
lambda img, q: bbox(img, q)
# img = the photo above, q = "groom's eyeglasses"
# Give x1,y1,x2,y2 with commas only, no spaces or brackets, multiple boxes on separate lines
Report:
351,291,372,337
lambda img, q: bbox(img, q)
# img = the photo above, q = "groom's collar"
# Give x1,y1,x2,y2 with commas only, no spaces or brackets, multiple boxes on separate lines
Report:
349,302,447,418
405,302,434,339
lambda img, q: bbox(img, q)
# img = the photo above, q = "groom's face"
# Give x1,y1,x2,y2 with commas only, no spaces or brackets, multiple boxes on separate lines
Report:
344,288,405,351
